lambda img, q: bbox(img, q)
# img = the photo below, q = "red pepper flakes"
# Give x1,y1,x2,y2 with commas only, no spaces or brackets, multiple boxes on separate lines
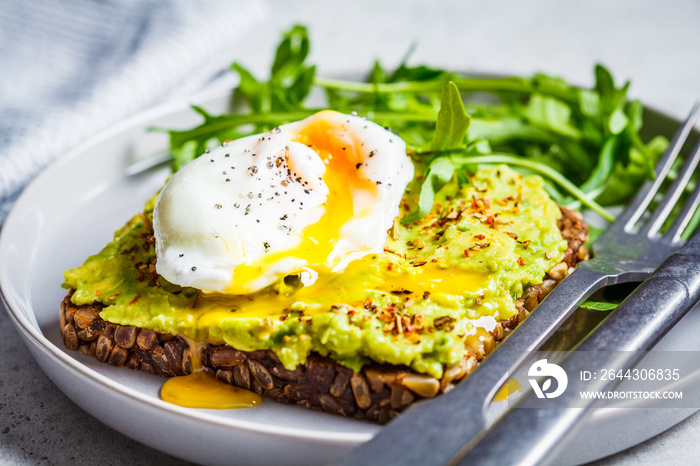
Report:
463,249,470,258
128,295,141,305
518,257,526,266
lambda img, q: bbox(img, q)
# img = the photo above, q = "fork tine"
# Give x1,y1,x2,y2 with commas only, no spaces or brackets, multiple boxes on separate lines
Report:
666,150,700,242
617,102,700,231
641,138,700,236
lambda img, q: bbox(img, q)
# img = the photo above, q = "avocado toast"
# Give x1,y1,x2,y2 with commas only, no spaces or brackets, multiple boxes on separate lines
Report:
60,165,588,423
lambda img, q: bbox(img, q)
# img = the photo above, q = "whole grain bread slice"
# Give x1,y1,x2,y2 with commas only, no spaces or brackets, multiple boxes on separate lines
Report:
60,206,588,423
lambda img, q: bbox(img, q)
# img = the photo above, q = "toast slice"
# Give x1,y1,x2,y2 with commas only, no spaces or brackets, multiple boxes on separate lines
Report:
60,206,588,423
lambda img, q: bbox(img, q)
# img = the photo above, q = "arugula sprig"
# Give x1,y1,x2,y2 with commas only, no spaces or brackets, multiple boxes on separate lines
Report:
233,25,316,115
161,24,668,222
402,81,469,224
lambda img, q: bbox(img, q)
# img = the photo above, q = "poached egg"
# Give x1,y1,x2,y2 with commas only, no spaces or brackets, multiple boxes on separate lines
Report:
153,110,414,294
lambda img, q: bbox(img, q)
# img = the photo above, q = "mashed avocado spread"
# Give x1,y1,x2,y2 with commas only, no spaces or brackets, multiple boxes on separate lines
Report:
63,165,567,378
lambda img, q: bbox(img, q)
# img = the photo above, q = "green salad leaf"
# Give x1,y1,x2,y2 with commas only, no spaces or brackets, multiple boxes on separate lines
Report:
430,81,471,151
580,300,619,312
402,157,456,224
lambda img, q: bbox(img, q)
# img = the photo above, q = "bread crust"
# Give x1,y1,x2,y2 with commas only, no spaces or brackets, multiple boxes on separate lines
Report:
60,206,588,423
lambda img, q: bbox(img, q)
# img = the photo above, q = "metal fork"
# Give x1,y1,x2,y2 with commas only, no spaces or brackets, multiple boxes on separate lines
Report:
340,103,700,466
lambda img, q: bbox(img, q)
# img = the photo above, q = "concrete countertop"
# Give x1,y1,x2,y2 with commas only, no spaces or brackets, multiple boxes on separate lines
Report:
2,0,699,464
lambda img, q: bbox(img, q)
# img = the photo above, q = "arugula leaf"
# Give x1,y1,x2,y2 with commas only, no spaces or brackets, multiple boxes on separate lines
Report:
532,73,572,98
390,63,446,84
171,140,199,173
232,63,267,113
587,225,605,244
594,64,617,108
232,25,315,116
402,157,456,224
578,89,601,119
285,65,316,107
270,25,310,82
580,300,618,311
167,106,244,171
627,99,644,132
370,60,387,84
596,135,668,205
523,94,581,139
608,107,629,135
682,205,700,241
430,81,471,151
579,137,617,194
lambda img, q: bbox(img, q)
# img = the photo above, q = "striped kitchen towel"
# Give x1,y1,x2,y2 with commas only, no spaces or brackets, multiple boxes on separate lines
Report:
0,0,267,224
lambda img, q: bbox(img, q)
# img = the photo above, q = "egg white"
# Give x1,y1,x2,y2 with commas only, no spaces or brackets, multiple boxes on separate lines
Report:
153,111,414,294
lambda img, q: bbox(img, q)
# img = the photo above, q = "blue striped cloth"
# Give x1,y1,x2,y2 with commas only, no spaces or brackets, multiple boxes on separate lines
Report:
0,0,267,224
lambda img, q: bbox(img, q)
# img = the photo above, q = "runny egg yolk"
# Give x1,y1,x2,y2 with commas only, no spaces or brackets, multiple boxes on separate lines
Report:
161,371,262,409
194,260,491,327
154,110,415,295
227,111,379,291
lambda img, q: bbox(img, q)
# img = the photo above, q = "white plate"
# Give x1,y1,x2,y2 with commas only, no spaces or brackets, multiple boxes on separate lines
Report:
1,86,698,465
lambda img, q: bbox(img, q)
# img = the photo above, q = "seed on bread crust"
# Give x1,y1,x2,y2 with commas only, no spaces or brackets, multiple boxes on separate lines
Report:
210,347,246,367
95,334,112,362
114,325,137,348
399,373,440,398
216,369,235,385
136,329,157,350
270,364,302,382
73,308,98,329
108,345,129,367
233,362,252,390
350,373,372,409
330,371,351,397
163,340,185,375
248,359,274,390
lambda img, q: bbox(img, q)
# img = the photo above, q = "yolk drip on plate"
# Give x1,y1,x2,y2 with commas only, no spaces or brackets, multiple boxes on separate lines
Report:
161,371,262,409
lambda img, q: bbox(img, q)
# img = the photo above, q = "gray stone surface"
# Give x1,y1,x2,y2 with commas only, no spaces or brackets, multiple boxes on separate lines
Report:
2,0,700,464
0,313,190,466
